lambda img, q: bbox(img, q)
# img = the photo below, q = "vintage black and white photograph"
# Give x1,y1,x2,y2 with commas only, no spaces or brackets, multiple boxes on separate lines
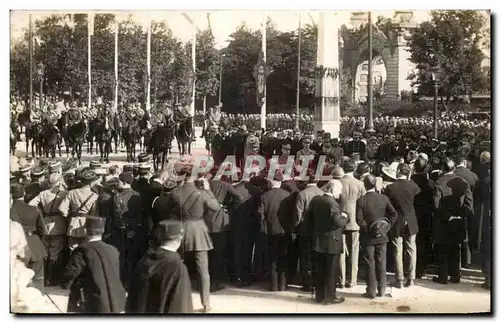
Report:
9,9,491,314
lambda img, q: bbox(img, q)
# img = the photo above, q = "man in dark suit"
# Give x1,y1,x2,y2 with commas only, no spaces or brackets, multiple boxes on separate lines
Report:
304,180,349,304
206,176,244,291
257,171,291,291
410,158,436,279
454,154,479,268
60,216,126,313
384,163,421,288
356,175,398,298
232,176,262,287
433,158,473,284
11,183,47,291
112,171,143,290
345,132,366,159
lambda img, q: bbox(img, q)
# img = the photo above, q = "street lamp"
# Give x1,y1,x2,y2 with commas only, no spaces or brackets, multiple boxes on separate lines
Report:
432,72,439,139
186,64,196,106
37,62,44,111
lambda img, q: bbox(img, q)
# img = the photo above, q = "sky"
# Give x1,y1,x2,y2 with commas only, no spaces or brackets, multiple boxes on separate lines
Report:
10,10,434,48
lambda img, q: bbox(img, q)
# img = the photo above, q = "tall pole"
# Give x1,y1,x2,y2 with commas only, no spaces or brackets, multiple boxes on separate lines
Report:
191,13,196,116
146,15,151,112
367,11,374,131
218,51,223,104
88,13,93,110
114,19,119,112
29,14,33,111
295,12,302,130
260,15,267,130
433,74,438,138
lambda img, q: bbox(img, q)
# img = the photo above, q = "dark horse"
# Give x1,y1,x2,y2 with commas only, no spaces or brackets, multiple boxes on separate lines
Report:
94,113,113,163
149,118,176,171
175,118,193,157
67,119,87,164
10,118,20,155
123,116,140,162
40,121,61,158
87,117,99,155
110,113,122,154
138,112,151,153
17,110,41,157
57,111,70,155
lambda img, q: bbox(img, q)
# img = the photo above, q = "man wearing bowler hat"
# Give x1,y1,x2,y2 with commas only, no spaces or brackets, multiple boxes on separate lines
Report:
126,220,193,313
60,216,126,313
356,175,398,298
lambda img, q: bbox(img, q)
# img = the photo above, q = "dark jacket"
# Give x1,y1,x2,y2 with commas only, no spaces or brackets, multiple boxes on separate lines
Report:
206,180,244,233
12,199,47,262
384,179,421,237
257,187,291,235
113,188,143,233
346,140,366,159
60,240,126,313
126,248,193,313
304,194,349,254
411,173,435,233
454,166,478,192
151,193,177,225
356,191,398,245
433,173,473,244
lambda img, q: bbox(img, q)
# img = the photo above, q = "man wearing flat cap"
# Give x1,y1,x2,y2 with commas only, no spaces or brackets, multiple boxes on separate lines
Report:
59,169,100,250
356,175,398,298
60,216,126,313
126,220,193,313
11,183,47,291
111,171,143,289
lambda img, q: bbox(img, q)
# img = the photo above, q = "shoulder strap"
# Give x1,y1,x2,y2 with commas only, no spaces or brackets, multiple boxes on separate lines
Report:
75,193,95,214
151,196,160,209
48,189,62,215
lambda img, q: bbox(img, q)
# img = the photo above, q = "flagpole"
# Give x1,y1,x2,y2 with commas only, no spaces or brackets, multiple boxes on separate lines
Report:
295,12,302,130
191,13,196,116
88,13,93,111
260,15,267,130
146,15,151,112
367,11,374,131
29,14,33,112
114,19,119,112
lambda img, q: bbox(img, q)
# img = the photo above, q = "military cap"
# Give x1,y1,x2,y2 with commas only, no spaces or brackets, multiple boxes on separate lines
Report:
139,163,152,173
31,165,46,177
10,183,25,199
162,179,177,190
119,171,134,185
420,135,427,140
80,169,98,183
48,160,61,173
89,160,102,169
138,153,152,164
19,164,32,174
331,166,345,179
123,164,134,173
85,216,106,235
152,220,184,245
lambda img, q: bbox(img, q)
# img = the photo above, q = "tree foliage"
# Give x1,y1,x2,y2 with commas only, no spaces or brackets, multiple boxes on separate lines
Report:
407,10,488,99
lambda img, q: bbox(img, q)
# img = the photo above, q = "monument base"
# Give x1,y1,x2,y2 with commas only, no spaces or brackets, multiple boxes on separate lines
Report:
314,121,340,139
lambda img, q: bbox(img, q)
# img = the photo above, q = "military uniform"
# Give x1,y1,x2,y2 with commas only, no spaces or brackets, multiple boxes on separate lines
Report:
29,185,68,285
58,171,100,249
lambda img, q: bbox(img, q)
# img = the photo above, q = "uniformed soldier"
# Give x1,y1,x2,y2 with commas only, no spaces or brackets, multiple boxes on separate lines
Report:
48,160,62,175
11,183,47,291
17,164,33,186
29,173,68,286
58,169,100,250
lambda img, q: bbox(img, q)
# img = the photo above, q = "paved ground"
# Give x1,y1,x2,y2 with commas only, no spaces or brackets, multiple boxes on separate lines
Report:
11,130,492,314
42,270,490,314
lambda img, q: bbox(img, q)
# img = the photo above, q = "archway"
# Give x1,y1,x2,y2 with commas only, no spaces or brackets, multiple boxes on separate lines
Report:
354,55,387,103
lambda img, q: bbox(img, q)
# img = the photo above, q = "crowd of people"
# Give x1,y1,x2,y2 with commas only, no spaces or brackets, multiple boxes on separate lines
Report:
9,109,491,312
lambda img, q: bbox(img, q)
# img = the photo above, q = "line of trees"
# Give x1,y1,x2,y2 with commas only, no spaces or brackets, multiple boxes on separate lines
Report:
10,10,490,114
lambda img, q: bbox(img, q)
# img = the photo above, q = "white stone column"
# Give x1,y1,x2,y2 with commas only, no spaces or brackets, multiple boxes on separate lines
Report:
314,12,341,138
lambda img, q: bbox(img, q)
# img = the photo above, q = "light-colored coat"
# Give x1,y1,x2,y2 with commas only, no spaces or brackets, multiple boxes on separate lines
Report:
295,184,324,228
339,174,365,231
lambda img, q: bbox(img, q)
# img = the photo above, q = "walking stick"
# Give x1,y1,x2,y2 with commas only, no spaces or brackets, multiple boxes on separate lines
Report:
43,290,64,313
